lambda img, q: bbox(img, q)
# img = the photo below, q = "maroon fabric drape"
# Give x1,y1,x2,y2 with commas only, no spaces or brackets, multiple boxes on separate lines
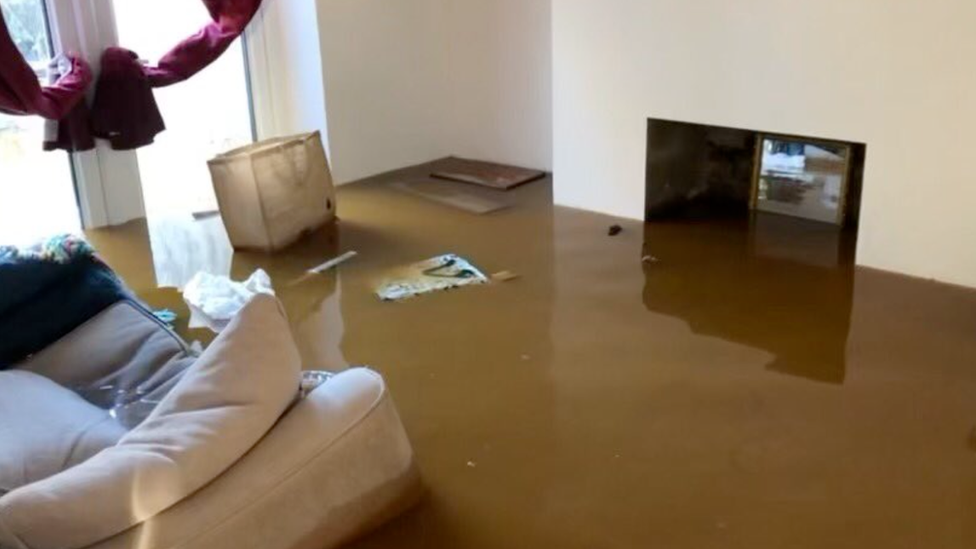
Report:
0,9,94,150
42,101,95,152
0,12,91,119
2,0,261,152
148,0,261,87
90,48,166,150
90,0,262,150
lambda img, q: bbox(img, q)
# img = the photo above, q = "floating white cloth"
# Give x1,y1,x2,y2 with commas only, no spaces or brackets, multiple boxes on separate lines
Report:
183,269,275,332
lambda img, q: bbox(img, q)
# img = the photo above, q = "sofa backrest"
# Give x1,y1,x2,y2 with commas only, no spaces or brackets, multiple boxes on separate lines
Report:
16,299,195,422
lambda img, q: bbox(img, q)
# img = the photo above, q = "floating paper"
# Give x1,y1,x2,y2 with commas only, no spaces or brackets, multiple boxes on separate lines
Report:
376,254,488,301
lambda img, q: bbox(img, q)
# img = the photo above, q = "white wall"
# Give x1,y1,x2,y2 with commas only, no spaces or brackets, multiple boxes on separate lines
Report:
248,0,330,143
553,0,976,288
314,0,451,184
441,0,552,171
313,0,552,184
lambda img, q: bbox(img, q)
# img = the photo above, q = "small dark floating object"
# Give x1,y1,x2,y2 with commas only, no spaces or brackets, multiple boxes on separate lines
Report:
608,225,623,237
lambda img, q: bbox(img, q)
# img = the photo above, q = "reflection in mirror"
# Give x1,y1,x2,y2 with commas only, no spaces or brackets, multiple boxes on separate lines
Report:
754,137,851,225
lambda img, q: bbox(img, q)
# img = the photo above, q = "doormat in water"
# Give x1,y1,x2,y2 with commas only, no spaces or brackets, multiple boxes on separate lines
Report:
376,254,489,301
430,157,546,190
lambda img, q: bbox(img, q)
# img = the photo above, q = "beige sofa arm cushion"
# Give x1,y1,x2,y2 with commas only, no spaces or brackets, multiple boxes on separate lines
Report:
87,368,421,549
0,295,302,549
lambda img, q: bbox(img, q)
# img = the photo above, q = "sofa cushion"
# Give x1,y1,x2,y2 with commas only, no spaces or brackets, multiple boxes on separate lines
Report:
16,300,196,423
0,295,303,549
0,253,132,367
0,371,127,496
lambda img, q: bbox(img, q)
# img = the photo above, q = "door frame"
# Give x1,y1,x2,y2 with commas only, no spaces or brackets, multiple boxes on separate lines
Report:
45,0,146,229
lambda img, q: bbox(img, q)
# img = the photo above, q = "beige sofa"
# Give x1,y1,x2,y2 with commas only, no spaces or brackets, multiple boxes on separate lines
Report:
0,296,420,549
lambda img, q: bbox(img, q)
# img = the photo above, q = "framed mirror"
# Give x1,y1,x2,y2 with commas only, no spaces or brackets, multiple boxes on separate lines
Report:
751,135,852,225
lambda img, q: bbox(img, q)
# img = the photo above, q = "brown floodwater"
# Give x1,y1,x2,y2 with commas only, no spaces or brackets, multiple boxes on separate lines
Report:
88,166,976,549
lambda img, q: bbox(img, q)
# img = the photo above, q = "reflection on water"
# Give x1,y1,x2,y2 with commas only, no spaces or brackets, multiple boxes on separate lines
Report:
147,216,233,288
87,170,976,549
94,212,348,368
231,227,347,369
642,214,856,384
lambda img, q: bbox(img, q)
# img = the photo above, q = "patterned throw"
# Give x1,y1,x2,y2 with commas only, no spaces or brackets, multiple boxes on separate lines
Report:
0,234,95,264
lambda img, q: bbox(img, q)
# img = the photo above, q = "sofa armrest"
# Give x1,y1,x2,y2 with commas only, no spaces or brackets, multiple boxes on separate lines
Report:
87,368,422,549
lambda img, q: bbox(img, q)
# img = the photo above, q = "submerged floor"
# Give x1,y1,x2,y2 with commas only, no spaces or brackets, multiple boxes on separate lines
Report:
89,166,976,548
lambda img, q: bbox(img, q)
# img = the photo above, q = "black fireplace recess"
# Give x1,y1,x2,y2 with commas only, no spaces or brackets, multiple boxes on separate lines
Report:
644,118,865,228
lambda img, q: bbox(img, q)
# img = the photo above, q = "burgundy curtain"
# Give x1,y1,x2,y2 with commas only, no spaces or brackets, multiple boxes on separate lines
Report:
0,8,93,150
148,0,261,87
91,0,262,150
1,0,262,152
0,11,91,119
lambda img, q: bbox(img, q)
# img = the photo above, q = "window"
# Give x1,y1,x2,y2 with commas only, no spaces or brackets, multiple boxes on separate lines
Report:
1,0,256,244
0,0,80,245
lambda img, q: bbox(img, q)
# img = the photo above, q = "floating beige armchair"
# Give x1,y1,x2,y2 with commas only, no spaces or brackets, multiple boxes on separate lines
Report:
0,295,421,549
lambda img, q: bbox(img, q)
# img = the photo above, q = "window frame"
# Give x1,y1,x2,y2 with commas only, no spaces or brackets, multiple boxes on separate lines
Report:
41,0,146,229
38,0,260,229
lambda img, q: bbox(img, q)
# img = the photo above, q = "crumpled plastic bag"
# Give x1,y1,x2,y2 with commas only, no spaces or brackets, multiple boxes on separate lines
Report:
183,269,275,332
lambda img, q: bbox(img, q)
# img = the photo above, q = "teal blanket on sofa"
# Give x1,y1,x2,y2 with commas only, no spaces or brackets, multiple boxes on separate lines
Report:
0,235,134,367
